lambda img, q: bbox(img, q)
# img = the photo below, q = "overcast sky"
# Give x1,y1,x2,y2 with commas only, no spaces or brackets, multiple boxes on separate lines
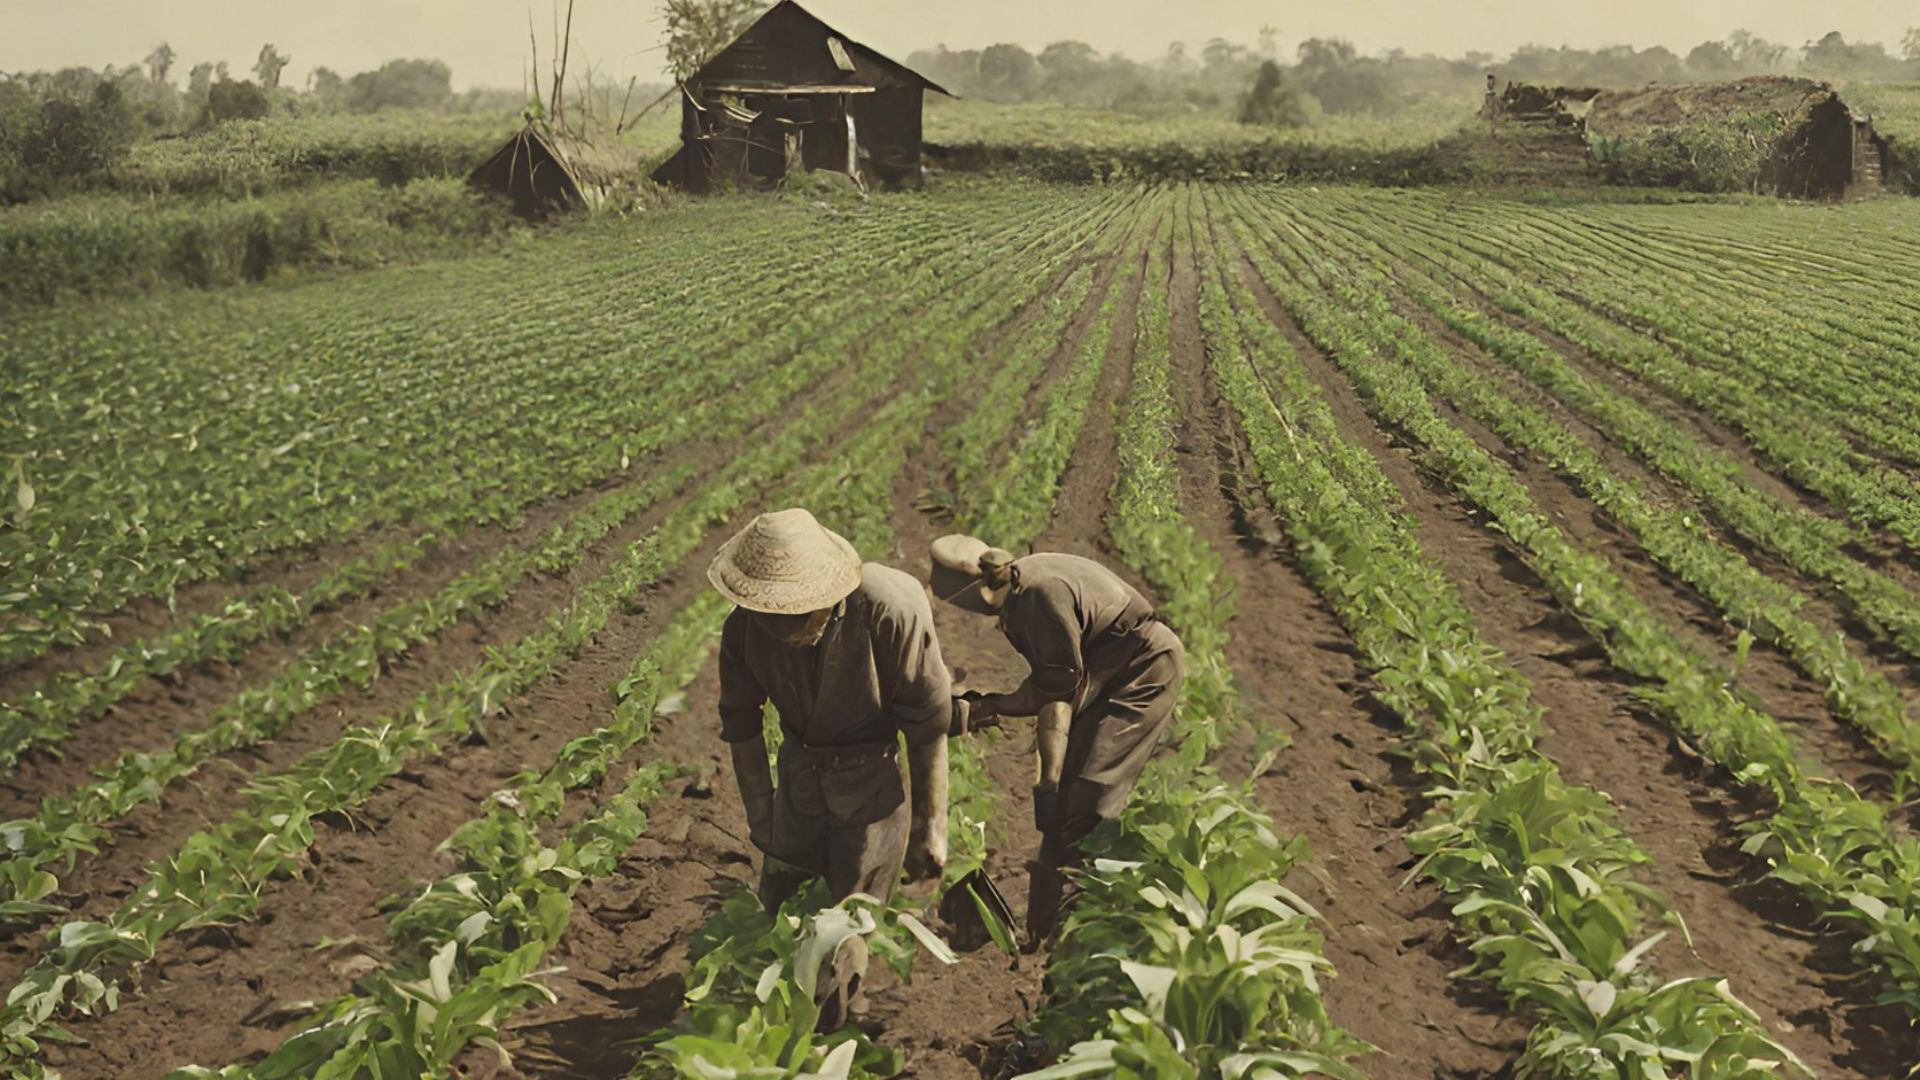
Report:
5,1,1914,90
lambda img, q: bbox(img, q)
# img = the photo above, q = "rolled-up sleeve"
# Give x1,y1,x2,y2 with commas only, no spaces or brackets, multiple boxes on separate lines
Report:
1010,581,1083,705
874,586,951,747
717,614,769,744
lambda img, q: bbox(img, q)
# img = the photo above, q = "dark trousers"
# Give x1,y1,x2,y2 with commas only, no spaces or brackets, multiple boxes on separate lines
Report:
1025,777,1108,946
755,741,909,1030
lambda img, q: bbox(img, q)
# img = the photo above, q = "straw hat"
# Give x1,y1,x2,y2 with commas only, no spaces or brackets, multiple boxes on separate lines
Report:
708,508,863,615
929,534,1012,615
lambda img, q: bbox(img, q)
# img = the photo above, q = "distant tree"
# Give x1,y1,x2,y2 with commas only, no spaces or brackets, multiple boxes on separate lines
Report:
1685,40,1738,78
1238,60,1306,129
978,43,1041,102
1801,30,1898,77
1905,27,1920,63
186,61,214,106
1726,29,1786,70
14,79,138,183
1163,41,1193,75
309,65,345,103
346,59,454,112
204,78,270,123
254,44,291,90
1297,38,1387,114
1256,25,1281,61
145,43,176,84
1039,40,1098,79
1202,38,1248,71
907,45,982,97
662,0,765,82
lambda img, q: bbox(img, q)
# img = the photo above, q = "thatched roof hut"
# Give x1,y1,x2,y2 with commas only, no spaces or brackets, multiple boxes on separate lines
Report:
1498,75,1888,198
469,122,645,217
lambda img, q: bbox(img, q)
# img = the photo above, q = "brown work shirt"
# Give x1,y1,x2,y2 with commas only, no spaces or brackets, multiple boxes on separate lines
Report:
999,553,1183,807
719,562,951,751
999,553,1160,714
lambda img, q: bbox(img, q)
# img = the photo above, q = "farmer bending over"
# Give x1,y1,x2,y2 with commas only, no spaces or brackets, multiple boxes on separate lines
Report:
708,508,953,1024
929,538,1184,948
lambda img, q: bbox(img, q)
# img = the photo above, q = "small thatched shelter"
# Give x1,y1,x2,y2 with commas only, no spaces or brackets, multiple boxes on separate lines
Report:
469,122,644,217
651,0,953,193
1499,75,1889,199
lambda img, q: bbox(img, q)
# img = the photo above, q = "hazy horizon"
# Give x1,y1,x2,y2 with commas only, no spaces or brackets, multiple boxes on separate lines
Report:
5,1,1914,91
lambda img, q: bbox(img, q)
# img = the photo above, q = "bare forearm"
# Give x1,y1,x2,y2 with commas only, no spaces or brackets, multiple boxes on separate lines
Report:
1034,701,1071,789
906,735,950,875
909,736,948,824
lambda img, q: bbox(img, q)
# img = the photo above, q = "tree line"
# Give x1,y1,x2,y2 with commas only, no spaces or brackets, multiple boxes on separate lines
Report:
908,27,1920,127
0,47,495,201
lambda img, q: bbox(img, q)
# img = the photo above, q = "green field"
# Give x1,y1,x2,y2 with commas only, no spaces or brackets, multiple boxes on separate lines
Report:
4,173,1920,1079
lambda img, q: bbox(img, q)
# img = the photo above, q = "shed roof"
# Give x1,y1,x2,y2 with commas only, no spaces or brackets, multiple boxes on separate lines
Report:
689,1,953,98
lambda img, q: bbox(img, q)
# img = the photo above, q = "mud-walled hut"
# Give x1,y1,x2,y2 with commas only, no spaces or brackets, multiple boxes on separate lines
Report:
1499,76,1889,198
469,123,643,218
650,0,953,193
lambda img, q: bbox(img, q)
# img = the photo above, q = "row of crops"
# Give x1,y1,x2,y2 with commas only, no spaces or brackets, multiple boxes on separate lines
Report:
6,178,1920,1078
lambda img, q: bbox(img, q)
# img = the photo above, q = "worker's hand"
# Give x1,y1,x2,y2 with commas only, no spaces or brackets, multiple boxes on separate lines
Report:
950,692,1001,737
905,821,948,881
1032,784,1062,835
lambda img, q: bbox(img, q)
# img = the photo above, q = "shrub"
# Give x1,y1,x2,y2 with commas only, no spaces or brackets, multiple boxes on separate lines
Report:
0,80,138,200
203,78,271,124
1238,61,1309,130
1594,117,1771,193
0,177,518,304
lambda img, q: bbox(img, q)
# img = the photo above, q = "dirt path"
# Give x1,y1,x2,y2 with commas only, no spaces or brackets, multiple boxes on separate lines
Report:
1221,238,1901,1077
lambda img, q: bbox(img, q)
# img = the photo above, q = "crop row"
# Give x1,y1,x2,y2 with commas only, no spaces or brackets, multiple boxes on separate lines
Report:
1024,197,1365,1080
1,182,1121,666
0,306,930,1075
1511,211,1920,411
1225,187,1920,1026
1361,193,1920,551
0,529,436,777
0,185,1138,922
1201,188,1803,1074
0,459,696,924
1275,192,1920,791
1425,200,1920,472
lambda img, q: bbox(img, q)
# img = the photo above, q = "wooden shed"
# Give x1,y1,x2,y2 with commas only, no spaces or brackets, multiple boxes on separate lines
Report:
650,0,953,193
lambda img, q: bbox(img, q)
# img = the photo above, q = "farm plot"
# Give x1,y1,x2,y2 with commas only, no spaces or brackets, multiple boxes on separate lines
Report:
4,179,1920,1080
